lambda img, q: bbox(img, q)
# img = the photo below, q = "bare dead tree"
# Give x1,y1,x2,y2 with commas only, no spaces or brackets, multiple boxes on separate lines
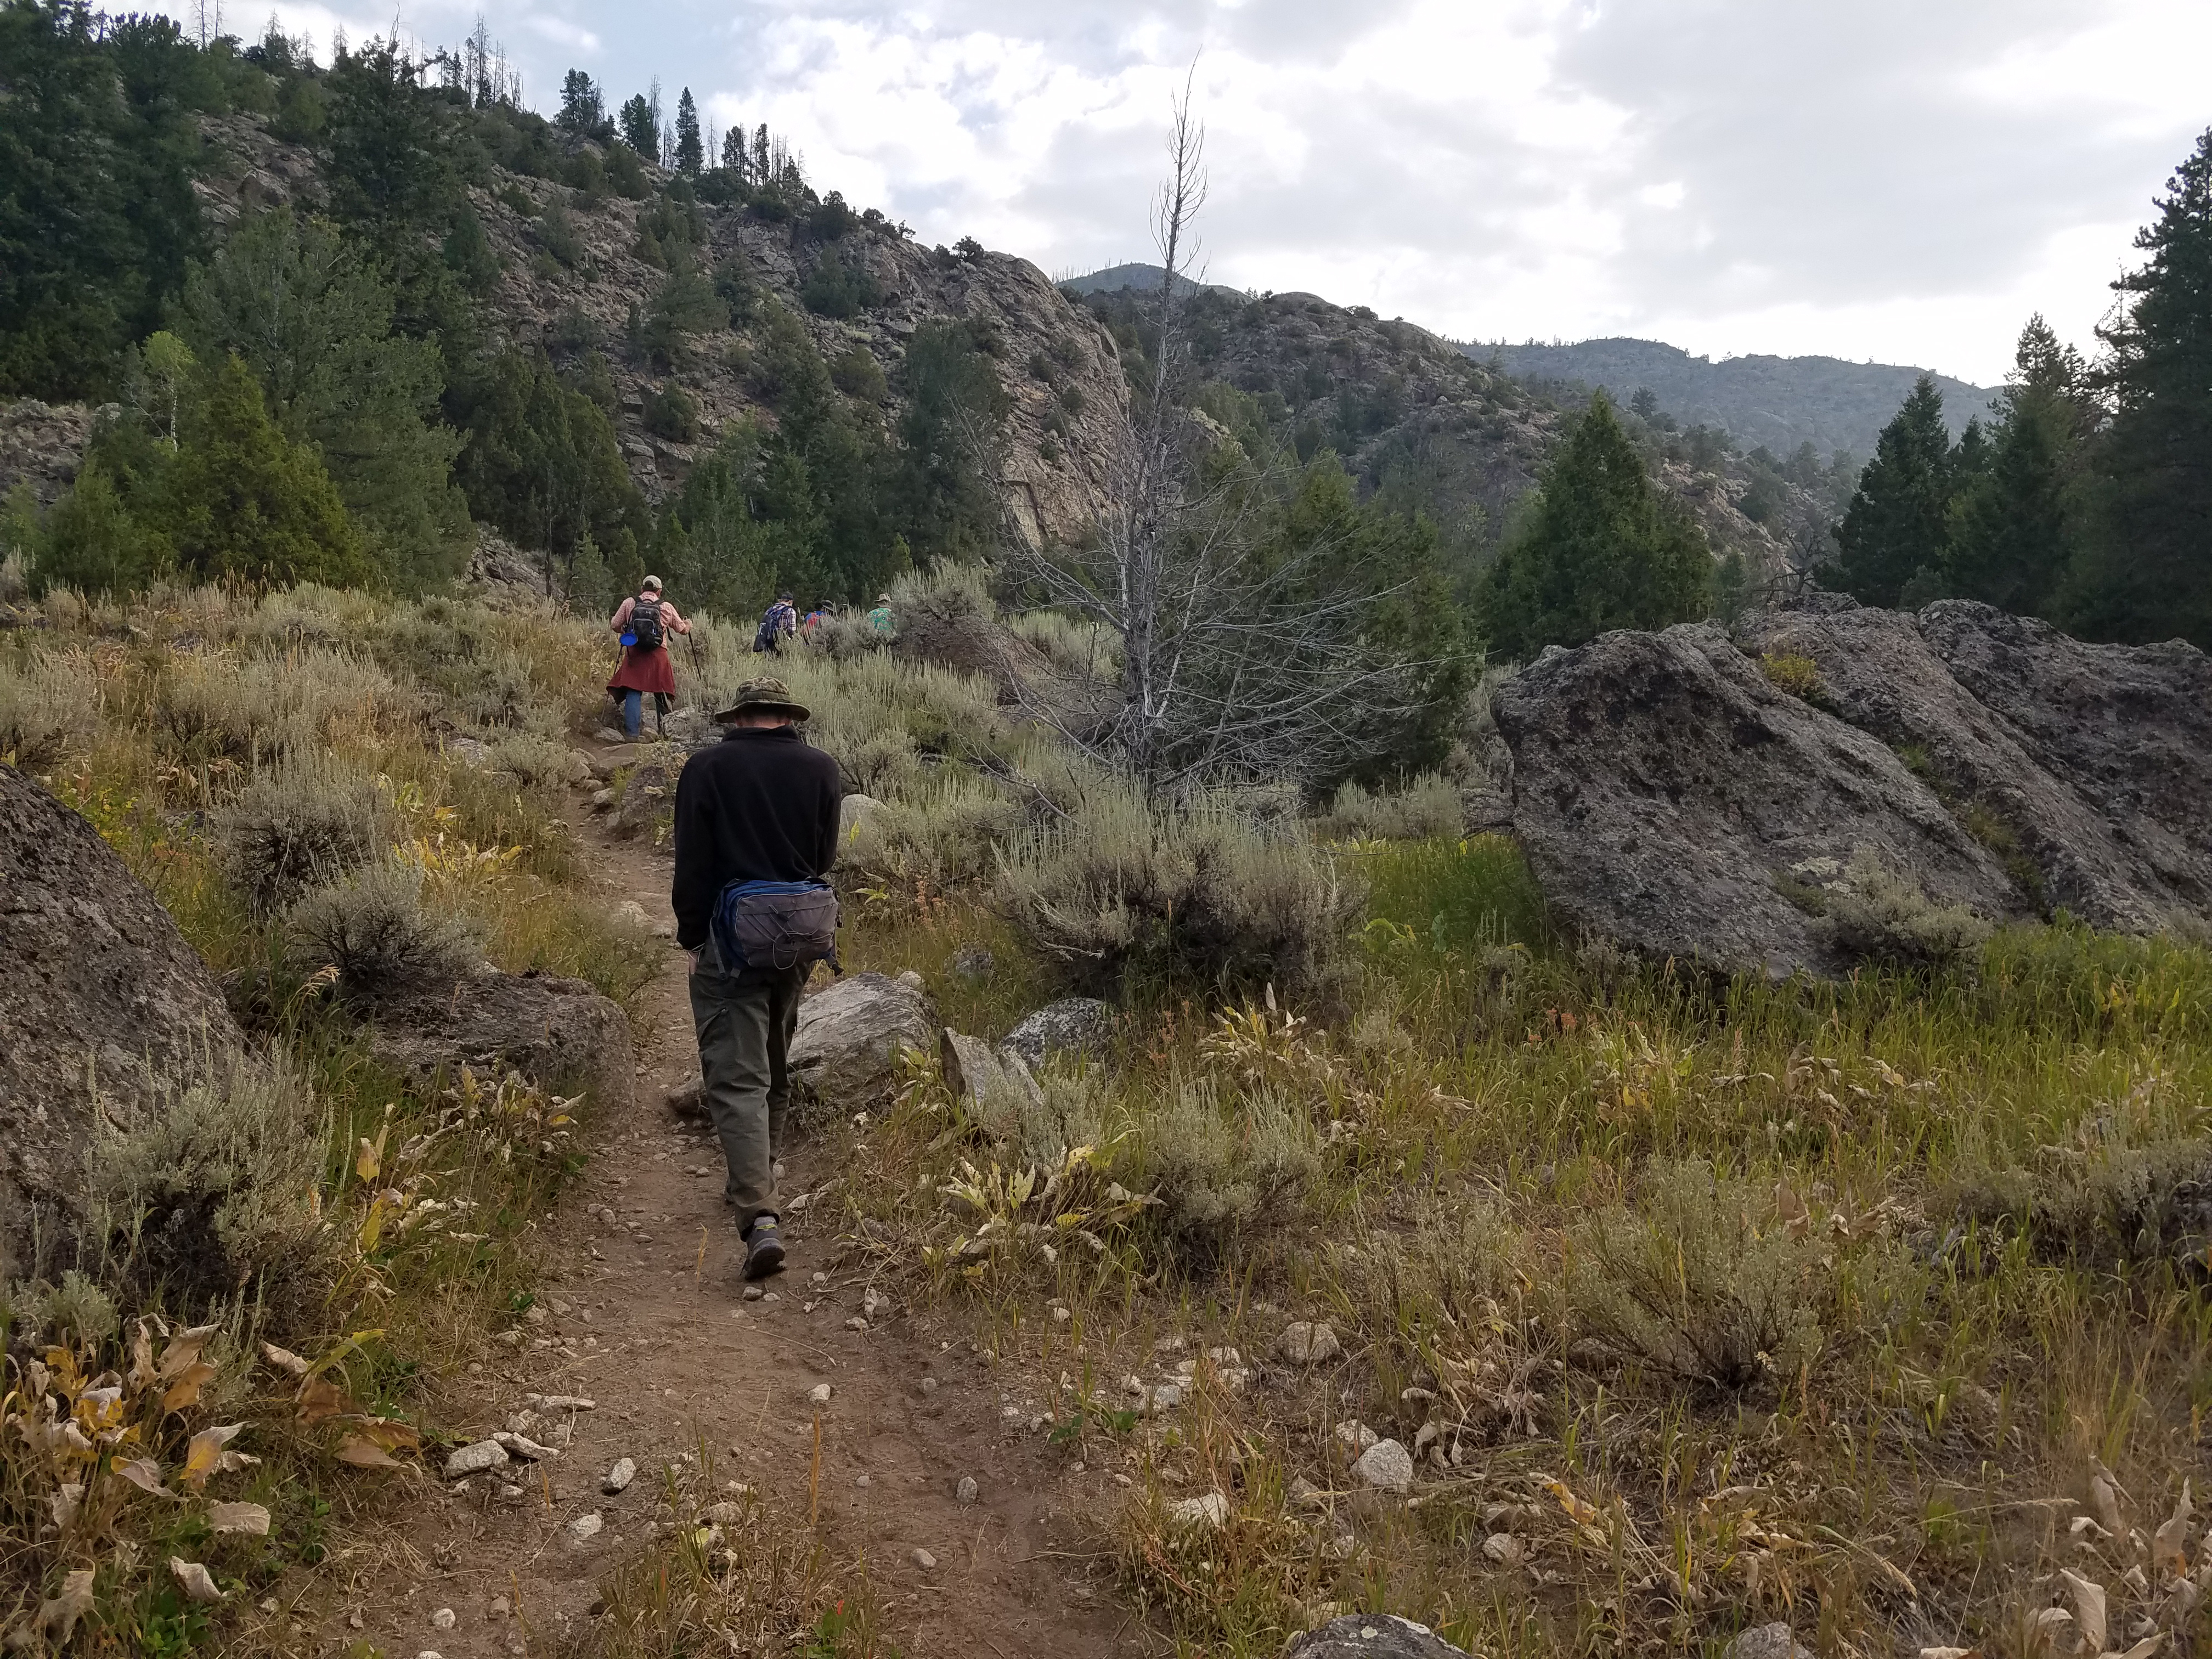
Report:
995,77,1444,799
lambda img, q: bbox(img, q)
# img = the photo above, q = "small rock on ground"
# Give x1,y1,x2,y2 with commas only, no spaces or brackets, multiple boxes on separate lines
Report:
912,1548,937,1571
1167,1491,1231,1530
1276,1321,1342,1366
1722,1626,1815,1659
567,1513,603,1542
809,1383,832,1406
1351,1439,1414,1492
443,1439,509,1478
956,1476,978,1504
602,1458,635,1495
1287,1615,1474,1658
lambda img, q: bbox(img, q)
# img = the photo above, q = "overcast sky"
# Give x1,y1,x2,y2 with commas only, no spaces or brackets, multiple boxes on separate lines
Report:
173,0,2208,384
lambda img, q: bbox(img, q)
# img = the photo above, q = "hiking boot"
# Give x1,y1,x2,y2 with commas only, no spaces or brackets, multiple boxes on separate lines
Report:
742,1219,786,1281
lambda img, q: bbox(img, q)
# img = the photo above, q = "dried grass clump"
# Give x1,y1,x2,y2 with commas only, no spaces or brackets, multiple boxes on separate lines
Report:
1953,1129,2212,1274
1003,606,1119,681
87,1056,326,1307
995,788,1362,1002
0,643,99,765
213,757,382,913
843,772,1029,889
478,730,580,789
156,645,417,759
287,860,482,1000
1124,1079,1321,1261
1822,847,1994,970
1310,772,1464,844
1566,1158,1828,1391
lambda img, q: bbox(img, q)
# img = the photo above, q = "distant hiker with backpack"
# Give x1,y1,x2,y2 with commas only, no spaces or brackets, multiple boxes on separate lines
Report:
753,593,798,654
671,676,843,1282
608,577,691,739
866,593,894,635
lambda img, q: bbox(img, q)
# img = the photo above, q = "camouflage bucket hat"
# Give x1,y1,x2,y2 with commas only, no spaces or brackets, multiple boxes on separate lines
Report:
713,676,811,724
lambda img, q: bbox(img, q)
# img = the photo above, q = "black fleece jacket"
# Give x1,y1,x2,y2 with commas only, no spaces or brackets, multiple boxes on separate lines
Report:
669,726,843,950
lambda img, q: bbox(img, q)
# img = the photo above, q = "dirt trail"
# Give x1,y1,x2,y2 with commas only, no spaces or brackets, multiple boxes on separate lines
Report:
318,749,1136,1658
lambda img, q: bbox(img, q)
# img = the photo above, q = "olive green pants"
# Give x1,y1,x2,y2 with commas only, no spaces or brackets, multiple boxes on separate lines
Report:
689,941,804,1235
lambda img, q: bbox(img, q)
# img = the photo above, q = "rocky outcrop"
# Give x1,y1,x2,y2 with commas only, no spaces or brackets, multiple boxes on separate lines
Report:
366,969,634,1114
0,764,245,1277
939,1029,1042,1115
788,971,934,1109
1494,603,2212,977
0,399,97,509
1743,600,2212,930
1493,623,2021,978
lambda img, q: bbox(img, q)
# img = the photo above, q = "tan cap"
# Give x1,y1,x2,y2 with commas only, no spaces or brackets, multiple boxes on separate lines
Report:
712,676,811,724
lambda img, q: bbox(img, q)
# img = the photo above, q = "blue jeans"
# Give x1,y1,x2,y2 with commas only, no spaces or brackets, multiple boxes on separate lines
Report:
620,689,642,737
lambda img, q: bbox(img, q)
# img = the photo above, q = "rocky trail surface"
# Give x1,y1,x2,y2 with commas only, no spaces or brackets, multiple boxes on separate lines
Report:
303,738,1136,1659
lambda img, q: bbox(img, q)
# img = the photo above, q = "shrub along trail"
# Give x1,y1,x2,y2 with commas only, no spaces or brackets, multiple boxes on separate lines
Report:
311,742,1132,1659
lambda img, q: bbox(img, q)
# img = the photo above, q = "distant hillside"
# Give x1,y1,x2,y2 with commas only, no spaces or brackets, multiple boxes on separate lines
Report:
1066,282,1824,586
1059,263,1243,300
1471,338,1998,461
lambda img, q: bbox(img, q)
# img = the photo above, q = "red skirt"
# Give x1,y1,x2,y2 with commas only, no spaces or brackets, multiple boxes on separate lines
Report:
608,644,676,695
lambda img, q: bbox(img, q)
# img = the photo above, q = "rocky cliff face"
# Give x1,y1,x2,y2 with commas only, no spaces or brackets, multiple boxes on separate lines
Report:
1493,599,2212,978
0,399,99,510
188,115,1129,551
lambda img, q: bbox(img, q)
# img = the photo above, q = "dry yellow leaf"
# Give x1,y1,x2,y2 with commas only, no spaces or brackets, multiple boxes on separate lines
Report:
182,1424,244,1489
161,1360,218,1413
260,1342,311,1379
336,1432,404,1469
157,1324,220,1380
168,1558,224,1604
351,1417,423,1452
114,1457,173,1497
209,1501,271,1535
2153,1480,2194,1580
2060,1568,2107,1654
37,1567,96,1646
296,1377,367,1426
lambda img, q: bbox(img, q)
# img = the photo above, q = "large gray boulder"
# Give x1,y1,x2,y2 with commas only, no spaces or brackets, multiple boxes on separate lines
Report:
1287,1615,1471,1659
1744,601,2212,930
368,969,634,1113
0,763,245,1279
788,972,934,1108
1492,623,2020,978
1002,997,1115,1070
1919,602,2212,915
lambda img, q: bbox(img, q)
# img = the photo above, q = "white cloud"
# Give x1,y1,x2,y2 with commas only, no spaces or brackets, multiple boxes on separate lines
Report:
153,0,2207,382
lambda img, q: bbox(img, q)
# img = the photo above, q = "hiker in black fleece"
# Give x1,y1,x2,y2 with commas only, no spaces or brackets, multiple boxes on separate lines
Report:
670,677,843,1280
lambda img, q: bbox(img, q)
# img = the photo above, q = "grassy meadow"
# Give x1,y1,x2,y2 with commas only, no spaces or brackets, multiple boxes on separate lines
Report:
4,569,2211,1657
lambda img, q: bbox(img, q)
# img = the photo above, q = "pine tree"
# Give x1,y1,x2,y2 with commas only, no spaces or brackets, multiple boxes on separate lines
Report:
674,88,703,176
153,355,371,587
2068,128,2212,647
556,70,605,137
720,125,748,178
1822,375,1954,607
617,93,657,159
1476,392,1712,658
1945,315,2090,618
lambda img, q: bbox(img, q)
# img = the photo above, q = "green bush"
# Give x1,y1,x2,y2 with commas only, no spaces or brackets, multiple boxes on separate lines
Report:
1758,650,1823,699
830,346,888,403
1566,1158,1828,1391
1310,773,1463,843
87,1056,325,1307
643,382,701,443
214,757,382,914
995,788,1362,1003
1822,847,1994,969
287,860,483,1000
1124,1078,1321,1262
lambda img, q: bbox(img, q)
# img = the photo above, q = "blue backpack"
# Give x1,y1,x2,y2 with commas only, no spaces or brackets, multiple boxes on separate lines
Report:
711,879,841,975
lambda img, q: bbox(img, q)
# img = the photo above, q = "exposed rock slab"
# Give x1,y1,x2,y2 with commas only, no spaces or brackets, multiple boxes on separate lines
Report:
939,1029,1042,1114
1492,623,2020,978
0,399,97,509
1743,600,2210,929
367,969,634,1113
1002,997,1115,1070
1287,1615,1472,1659
788,972,934,1108
1919,601,2212,916
0,764,245,1277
